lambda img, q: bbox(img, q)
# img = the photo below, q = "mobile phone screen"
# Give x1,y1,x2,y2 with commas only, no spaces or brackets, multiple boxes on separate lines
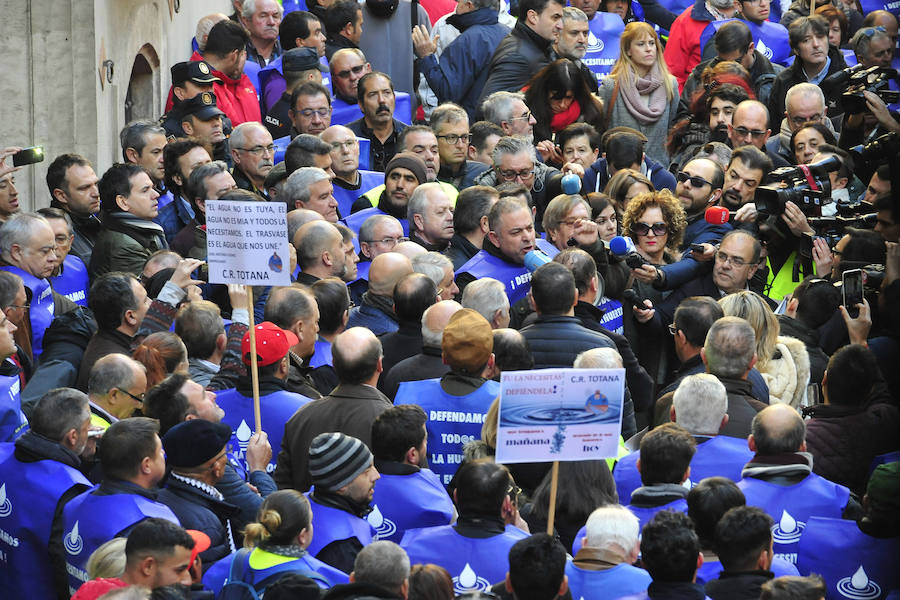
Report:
842,269,864,317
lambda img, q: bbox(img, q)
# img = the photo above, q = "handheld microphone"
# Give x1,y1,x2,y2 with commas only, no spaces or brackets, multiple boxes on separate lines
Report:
609,236,649,269
705,205,732,225
561,173,582,195
524,249,552,272
622,289,646,308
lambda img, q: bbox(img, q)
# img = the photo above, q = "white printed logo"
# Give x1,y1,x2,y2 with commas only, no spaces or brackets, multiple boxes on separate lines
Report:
453,563,491,594
587,31,604,53
0,483,11,517
757,39,773,60
64,521,84,555
235,420,252,459
771,510,805,544
837,566,881,600
366,505,397,539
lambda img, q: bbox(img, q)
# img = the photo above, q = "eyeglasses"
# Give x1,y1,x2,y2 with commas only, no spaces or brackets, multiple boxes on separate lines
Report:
436,133,472,145
789,114,823,127
508,111,532,122
298,107,332,118
365,236,408,247
238,144,275,156
668,323,679,335
715,250,749,267
830,246,842,256
335,64,366,79
632,221,668,236
676,171,712,188
329,140,357,151
733,126,768,139
498,168,535,180
116,388,145,404
5,304,29,311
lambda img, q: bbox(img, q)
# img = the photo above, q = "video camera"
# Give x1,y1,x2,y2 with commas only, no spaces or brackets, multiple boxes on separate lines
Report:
754,155,840,218
806,198,878,248
822,65,900,114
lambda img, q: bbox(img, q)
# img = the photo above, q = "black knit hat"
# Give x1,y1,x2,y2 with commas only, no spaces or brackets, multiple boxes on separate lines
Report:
162,420,232,469
308,432,372,491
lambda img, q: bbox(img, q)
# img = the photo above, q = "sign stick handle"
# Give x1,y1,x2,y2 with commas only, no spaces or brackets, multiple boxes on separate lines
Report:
546,461,560,536
245,285,262,434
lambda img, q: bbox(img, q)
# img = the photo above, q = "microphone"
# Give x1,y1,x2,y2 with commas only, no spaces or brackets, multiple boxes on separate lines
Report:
623,289,647,308
523,249,552,272
705,205,732,225
609,236,649,269
561,173,582,195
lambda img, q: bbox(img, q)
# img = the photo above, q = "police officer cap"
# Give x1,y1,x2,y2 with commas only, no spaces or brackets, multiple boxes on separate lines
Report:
283,47,328,73
180,91,226,122
441,308,493,375
171,60,221,86
162,420,232,469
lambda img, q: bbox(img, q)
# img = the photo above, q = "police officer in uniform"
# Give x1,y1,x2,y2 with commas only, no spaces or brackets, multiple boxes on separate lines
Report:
394,309,499,486
264,47,330,140
0,389,92,600
179,92,230,164
161,61,222,140
368,405,454,542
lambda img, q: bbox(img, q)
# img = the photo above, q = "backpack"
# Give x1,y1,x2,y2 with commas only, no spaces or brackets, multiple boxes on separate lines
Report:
218,548,330,600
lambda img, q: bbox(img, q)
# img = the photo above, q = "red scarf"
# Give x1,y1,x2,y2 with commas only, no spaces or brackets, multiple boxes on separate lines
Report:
550,98,582,133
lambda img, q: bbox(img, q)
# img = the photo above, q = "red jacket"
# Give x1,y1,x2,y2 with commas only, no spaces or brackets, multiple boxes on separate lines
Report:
165,51,261,126
663,2,718,93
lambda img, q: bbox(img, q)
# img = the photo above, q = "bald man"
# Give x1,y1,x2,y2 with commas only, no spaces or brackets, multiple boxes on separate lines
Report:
393,240,427,260
274,327,392,491
737,404,857,564
347,253,414,336
87,354,148,428
294,220,347,285
322,125,383,217
264,286,322,400
382,300,462,399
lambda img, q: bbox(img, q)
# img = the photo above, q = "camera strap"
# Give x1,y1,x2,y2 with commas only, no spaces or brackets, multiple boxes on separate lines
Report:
796,164,820,192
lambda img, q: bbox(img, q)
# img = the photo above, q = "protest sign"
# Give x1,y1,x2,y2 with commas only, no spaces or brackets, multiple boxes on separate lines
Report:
496,368,625,464
206,200,290,286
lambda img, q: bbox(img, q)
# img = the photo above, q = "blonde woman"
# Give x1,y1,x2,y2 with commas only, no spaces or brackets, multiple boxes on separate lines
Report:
203,490,348,596
718,291,811,408
598,22,679,166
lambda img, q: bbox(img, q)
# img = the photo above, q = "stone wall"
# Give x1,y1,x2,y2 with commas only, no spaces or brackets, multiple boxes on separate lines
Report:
0,0,230,211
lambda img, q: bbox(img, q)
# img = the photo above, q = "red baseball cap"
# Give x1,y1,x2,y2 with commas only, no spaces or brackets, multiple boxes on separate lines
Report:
186,529,211,566
241,322,299,367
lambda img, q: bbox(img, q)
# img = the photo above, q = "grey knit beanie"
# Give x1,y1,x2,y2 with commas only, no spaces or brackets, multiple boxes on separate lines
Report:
308,432,373,491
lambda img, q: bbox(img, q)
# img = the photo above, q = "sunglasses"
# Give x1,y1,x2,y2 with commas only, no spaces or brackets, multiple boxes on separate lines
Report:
335,64,366,79
632,222,668,236
676,171,712,188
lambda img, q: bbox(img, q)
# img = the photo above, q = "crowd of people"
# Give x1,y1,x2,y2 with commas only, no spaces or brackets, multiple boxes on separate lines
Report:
1,0,899,598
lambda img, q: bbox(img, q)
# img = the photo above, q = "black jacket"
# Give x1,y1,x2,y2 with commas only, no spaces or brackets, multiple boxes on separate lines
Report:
776,315,828,388
444,233,481,271
158,475,239,568
768,45,848,124
706,572,774,600
520,314,616,369
479,20,553,103
378,321,423,391
382,346,449,400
